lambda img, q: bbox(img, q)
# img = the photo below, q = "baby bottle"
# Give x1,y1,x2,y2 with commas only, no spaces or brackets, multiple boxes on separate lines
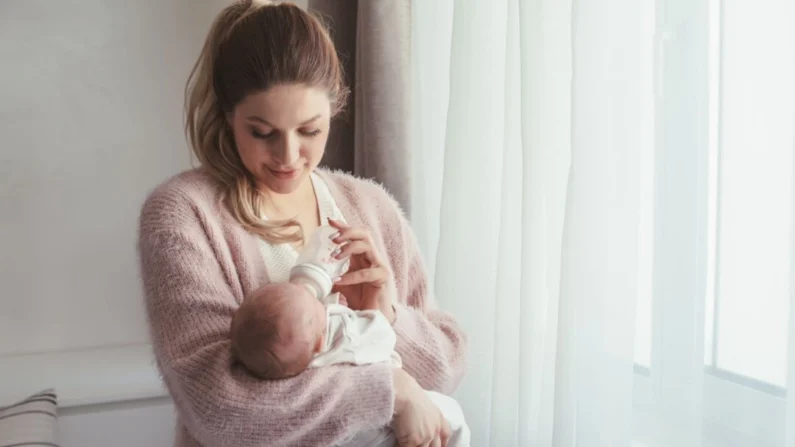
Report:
290,225,346,300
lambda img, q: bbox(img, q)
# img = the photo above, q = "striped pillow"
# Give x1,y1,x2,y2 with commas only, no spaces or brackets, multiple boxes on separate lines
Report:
0,389,57,447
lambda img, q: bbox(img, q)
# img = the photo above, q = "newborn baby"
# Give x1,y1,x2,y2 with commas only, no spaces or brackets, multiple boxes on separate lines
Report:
230,282,471,447
232,282,398,379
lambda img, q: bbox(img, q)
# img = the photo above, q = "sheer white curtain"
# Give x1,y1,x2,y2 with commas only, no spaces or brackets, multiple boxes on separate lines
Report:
410,0,795,446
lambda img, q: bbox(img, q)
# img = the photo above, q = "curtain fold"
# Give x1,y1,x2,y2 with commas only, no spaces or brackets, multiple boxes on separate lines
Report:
310,0,795,444
413,0,795,446
309,0,413,213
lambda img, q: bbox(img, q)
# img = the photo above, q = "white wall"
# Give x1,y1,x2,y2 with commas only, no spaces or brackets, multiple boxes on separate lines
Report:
1,0,314,444
0,0,224,444
1,0,315,444
58,397,175,447
0,0,216,357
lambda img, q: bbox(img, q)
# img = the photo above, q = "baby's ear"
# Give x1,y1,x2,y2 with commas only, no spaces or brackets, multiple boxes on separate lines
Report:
313,332,325,354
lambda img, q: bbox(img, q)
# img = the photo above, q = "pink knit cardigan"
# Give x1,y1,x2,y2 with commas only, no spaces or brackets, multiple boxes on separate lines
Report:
137,168,468,447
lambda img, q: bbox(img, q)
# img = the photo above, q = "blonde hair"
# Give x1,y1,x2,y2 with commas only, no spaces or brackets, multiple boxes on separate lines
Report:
185,0,348,244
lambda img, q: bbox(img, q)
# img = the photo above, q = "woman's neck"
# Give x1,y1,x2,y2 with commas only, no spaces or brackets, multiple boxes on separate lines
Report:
259,175,318,222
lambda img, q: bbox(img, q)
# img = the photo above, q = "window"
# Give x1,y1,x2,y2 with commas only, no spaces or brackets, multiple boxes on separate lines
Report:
634,0,795,443
705,0,794,391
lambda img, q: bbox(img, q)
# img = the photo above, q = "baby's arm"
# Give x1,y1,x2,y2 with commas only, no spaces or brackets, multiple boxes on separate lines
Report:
309,306,397,368
349,309,399,365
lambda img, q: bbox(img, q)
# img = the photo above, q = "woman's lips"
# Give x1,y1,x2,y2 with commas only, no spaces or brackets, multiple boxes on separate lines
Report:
268,167,300,180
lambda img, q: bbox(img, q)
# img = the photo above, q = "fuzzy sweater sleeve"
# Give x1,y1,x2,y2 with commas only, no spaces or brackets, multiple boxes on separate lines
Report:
138,194,394,447
386,205,469,395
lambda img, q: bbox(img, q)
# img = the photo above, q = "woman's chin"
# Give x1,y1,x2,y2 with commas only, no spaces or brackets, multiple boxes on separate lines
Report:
260,169,307,195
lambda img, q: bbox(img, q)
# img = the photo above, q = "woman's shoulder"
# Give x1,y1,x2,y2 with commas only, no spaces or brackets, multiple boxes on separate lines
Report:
139,168,225,234
316,168,407,221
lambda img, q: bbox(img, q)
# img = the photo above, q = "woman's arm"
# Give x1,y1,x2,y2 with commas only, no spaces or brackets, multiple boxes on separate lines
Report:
383,205,469,395
390,232,469,395
139,225,394,447
325,210,468,395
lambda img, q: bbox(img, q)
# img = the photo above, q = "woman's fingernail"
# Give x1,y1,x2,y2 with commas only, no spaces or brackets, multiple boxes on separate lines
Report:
331,248,341,257
329,232,340,240
332,276,342,283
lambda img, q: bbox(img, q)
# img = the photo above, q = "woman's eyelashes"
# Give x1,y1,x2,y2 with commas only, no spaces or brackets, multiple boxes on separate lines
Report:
250,128,322,139
251,129,276,139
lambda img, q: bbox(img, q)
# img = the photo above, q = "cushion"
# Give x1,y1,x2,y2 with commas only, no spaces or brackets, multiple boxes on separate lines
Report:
0,389,57,446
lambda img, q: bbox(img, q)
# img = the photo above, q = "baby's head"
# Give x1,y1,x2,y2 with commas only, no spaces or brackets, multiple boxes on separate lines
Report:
231,282,327,380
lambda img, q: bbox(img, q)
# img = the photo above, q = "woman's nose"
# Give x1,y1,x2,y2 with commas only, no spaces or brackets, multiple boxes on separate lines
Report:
273,132,300,166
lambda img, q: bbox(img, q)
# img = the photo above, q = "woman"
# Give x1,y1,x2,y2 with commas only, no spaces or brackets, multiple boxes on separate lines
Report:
137,1,468,446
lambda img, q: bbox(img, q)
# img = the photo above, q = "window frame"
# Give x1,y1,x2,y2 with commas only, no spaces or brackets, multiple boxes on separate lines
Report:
632,0,787,445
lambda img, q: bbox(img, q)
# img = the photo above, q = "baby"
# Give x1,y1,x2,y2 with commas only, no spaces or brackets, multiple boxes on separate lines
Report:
230,282,471,447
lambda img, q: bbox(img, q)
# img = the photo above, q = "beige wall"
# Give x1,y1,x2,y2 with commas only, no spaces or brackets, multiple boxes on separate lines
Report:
0,0,226,445
1,0,320,445
286,0,309,8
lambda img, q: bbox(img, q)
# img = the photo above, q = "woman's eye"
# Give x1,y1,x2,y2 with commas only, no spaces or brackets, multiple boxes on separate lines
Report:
251,129,276,139
251,129,275,139
300,129,322,137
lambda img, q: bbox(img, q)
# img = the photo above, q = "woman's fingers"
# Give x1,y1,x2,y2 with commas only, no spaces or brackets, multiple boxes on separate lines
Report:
327,219,360,241
328,219,373,244
330,227,370,245
333,240,381,265
334,267,388,287
327,218,348,230
327,223,387,266
439,420,451,447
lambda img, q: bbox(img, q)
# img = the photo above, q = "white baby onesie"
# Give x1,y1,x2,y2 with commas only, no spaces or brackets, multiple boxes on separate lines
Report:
309,301,470,447
308,303,402,369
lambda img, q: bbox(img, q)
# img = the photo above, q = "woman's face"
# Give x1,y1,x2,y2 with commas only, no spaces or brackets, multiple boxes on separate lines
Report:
229,83,332,195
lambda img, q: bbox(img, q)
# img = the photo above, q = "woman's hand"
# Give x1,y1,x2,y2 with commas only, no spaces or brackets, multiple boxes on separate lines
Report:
328,219,396,323
391,368,451,447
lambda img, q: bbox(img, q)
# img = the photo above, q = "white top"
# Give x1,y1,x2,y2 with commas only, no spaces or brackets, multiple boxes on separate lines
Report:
308,303,402,368
258,172,349,283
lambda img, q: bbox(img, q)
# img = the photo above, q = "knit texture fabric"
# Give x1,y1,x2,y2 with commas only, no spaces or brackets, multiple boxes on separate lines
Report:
258,172,349,284
138,168,469,447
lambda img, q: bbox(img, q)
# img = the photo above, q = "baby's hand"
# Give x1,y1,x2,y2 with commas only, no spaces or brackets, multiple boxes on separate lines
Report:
338,293,349,307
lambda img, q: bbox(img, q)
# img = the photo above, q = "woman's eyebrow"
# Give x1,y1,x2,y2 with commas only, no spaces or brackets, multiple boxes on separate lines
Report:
246,114,322,126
